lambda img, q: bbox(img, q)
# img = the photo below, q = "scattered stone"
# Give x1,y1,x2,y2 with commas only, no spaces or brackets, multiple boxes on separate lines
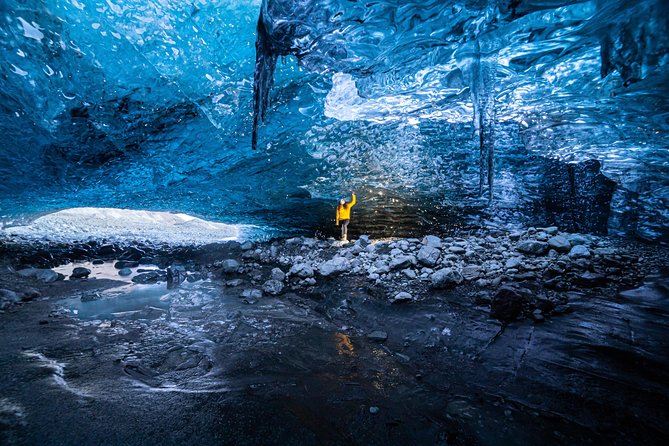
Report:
369,406,380,414
543,227,559,235
402,268,417,279
505,257,522,269
516,240,549,255
390,255,416,270
289,263,314,278
319,257,351,277
367,331,388,342
573,272,607,288
448,246,466,255
225,279,243,287
490,286,529,322
241,240,254,251
547,236,571,253
70,267,91,279
17,268,62,283
569,245,591,259
132,271,161,284
431,268,463,288
220,259,241,273
262,279,284,295
241,289,263,299
270,267,285,282
422,235,442,249
114,260,139,269
568,234,588,246
118,268,132,276
389,291,413,304
417,246,440,267
509,231,523,241
118,247,146,261
461,265,483,281
92,259,104,265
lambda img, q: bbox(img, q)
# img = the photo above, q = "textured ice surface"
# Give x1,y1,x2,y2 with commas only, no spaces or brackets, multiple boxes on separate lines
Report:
1,208,254,244
0,0,667,239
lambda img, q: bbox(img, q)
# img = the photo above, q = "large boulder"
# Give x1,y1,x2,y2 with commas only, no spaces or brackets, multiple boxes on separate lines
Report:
114,260,139,269
417,246,440,267
569,245,591,259
319,256,351,277
490,286,529,322
516,240,549,255
262,279,284,295
430,268,463,288
573,272,607,288
289,263,314,278
547,236,571,253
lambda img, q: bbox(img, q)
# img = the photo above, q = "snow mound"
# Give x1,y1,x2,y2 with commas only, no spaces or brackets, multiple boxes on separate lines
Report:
1,207,255,245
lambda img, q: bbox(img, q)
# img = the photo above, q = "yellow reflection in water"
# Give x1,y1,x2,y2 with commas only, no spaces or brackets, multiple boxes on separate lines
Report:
334,333,355,356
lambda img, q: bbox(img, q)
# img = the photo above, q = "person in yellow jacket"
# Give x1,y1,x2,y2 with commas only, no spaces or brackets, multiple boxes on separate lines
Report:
335,192,356,241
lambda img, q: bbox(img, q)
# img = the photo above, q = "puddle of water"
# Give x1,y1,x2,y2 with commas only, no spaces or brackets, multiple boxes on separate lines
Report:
53,260,161,282
62,283,171,320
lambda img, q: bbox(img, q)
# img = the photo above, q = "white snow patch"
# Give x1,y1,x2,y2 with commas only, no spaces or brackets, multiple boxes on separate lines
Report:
17,17,44,42
1,207,255,245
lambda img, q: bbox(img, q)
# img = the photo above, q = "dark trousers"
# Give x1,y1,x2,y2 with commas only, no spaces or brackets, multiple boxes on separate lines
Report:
339,219,350,240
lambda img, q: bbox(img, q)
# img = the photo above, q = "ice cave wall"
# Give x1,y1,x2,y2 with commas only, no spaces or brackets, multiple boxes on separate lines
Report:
0,0,667,239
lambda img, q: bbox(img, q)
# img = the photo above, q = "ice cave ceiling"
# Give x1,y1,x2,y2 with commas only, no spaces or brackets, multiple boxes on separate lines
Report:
0,0,667,239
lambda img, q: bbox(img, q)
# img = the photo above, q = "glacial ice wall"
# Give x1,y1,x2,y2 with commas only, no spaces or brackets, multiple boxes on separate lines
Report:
0,0,667,239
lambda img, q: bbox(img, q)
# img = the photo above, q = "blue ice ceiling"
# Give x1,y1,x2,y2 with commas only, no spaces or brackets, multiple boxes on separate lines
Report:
0,0,667,239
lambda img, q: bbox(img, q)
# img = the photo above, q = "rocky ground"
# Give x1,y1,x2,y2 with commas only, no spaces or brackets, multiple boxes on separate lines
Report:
0,228,668,445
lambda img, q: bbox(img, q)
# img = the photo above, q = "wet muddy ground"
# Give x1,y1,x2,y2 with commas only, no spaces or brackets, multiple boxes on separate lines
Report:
1,248,668,445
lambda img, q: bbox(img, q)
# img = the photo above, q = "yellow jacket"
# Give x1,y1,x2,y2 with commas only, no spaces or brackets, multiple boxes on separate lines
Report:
336,194,356,222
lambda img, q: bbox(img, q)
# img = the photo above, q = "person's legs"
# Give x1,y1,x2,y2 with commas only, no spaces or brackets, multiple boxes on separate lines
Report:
341,220,349,240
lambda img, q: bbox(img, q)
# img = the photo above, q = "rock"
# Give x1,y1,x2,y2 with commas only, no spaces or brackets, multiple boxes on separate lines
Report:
70,267,91,279
92,259,104,265
98,244,117,255
417,246,440,267
118,268,132,276
17,268,62,283
509,231,524,241
573,272,607,288
516,240,549,255
240,240,255,251
431,268,464,288
475,291,492,305
241,289,263,299
166,266,186,288
531,309,545,323
389,291,413,304
367,330,388,342
225,279,243,287
448,246,466,255
547,236,571,253
422,235,442,249
569,245,591,259
289,263,314,278
118,247,146,261
357,235,371,246
490,286,529,322
114,260,139,269
543,226,559,235
402,268,417,279
0,289,20,309
568,233,588,246
270,267,285,282
186,272,203,283
262,279,284,295
220,259,241,273
369,406,380,414
319,256,351,277
461,265,483,281
132,271,161,284
505,257,522,269
390,255,416,270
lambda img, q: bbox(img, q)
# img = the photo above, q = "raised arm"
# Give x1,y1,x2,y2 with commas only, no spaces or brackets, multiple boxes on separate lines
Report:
349,193,356,207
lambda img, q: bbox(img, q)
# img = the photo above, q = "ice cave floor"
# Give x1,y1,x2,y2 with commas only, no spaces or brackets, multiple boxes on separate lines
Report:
0,230,668,446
